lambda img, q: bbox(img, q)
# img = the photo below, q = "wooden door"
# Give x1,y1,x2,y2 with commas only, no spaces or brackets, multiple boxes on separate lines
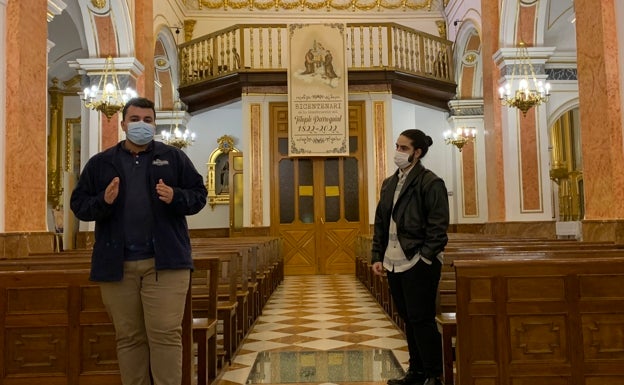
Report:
270,102,368,275
229,151,244,236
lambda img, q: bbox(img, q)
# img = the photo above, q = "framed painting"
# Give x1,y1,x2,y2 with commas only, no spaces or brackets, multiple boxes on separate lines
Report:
206,135,239,209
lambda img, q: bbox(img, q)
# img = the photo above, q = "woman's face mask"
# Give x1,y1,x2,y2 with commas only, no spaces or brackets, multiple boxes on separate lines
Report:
393,150,413,169
126,121,155,146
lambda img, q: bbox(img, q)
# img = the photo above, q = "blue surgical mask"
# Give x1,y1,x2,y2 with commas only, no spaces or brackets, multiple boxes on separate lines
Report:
126,121,155,146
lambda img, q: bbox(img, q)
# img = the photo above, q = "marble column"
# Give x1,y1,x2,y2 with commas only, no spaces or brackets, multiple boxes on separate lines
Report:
4,0,48,231
134,0,154,99
575,0,624,221
0,0,7,231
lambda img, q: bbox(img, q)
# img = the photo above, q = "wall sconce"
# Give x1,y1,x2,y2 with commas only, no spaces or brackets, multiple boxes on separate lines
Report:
444,127,476,152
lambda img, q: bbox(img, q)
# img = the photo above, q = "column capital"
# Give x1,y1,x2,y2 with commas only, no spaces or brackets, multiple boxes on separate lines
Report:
69,57,145,78
448,99,484,117
493,46,556,73
48,0,67,22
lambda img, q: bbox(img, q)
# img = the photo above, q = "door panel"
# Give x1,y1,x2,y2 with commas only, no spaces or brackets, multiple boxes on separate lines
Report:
229,151,244,236
270,102,368,275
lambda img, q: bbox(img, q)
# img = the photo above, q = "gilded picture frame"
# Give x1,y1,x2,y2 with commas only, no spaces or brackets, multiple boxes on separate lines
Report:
206,135,239,209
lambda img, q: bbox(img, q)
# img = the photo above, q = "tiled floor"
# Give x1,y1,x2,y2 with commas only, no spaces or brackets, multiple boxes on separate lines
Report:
214,274,409,385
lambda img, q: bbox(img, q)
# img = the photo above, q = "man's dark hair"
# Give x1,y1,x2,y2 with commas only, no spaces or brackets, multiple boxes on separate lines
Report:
401,129,433,158
122,97,156,120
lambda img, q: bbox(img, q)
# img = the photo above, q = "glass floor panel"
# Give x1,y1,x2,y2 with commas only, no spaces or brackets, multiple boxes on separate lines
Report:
246,349,405,384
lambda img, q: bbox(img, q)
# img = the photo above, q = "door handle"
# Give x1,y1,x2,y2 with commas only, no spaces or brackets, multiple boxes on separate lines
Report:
320,217,325,224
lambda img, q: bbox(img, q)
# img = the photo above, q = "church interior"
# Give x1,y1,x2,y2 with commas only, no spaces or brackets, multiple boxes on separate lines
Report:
1,0,624,384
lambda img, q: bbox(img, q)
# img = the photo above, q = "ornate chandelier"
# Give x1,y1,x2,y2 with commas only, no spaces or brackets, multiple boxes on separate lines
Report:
161,100,196,149
444,127,476,152
498,42,551,116
161,125,196,149
82,56,137,120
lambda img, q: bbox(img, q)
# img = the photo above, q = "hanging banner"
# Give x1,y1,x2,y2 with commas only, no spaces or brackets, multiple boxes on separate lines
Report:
288,23,349,156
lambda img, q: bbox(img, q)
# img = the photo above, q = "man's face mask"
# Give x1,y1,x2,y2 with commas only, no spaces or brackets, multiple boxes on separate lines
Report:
126,121,155,146
393,150,413,169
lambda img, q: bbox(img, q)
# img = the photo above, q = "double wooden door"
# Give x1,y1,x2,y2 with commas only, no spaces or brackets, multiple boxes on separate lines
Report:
270,102,368,275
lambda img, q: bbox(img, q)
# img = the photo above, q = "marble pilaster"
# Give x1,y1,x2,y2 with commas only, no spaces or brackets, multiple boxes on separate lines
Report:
4,0,48,231
134,0,155,99
0,0,7,231
494,46,555,221
447,99,487,224
575,0,624,220
480,0,505,222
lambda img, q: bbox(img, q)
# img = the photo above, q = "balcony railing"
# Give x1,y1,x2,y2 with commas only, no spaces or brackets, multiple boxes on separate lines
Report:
179,23,453,87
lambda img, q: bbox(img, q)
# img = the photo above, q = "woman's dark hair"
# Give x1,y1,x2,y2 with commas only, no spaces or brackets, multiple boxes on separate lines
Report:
400,129,433,158
122,97,156,120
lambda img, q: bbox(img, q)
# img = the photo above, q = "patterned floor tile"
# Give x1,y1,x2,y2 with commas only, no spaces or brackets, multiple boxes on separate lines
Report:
212,275,409,385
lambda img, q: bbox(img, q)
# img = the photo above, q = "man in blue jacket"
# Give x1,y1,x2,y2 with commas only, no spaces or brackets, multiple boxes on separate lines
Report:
71,97,207,385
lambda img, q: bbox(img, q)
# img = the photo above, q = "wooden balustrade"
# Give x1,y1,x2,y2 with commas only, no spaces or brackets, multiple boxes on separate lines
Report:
178,22,453,86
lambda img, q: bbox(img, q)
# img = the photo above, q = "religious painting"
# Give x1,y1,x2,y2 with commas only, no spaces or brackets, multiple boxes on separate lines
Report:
207,135,239,209
288,23,349,156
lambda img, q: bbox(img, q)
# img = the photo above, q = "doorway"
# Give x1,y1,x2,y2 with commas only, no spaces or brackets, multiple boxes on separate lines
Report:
270,102,369,275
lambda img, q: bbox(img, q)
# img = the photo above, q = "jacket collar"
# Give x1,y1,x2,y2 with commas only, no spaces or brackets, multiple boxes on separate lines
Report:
390,161,426,200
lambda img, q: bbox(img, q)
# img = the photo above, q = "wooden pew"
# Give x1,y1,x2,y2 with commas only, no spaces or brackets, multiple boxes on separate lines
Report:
194,245,253,344
191,250,239,365
0,268,120,385
355,234,624,385
190,256,220,385
191,237,283,320
437,246,624,385
454,255,624,385
0,252,222,385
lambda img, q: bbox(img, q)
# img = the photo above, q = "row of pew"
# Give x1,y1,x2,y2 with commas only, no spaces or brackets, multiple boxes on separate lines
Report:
355,233,624,385
0,236,284,385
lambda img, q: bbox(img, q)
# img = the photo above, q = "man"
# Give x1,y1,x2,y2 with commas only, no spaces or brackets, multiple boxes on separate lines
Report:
71,97,207,385
371,129,449,385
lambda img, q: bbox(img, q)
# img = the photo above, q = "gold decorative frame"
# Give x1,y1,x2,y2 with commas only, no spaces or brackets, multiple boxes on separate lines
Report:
207,135,239,209
65,117,81,174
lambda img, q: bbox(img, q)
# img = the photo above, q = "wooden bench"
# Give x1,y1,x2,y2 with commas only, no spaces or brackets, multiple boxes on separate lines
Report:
438,245,624,385
0,251,222,385
0,268,123,384
454,255,624,385
355,234,624,385
190,256,220,385
191,250,240,366
192,236,284,321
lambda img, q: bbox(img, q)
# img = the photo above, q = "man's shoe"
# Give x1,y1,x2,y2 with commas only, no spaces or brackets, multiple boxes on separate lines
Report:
422,377,443,385
387,369,426,385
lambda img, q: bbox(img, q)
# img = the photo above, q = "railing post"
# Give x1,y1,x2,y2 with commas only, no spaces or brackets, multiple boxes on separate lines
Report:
386,25,394,68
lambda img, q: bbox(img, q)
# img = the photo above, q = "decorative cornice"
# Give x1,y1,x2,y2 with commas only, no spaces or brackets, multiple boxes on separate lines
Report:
545,68,577,81
47,0,66,22
191,0,434,12
69,57,145,77
448,99,484,116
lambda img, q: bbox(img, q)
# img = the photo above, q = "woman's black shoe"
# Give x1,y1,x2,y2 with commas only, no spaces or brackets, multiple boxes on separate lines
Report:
387,369,426,385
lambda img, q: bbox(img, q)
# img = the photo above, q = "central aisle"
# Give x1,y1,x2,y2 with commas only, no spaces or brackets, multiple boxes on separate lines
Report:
215,274,409,385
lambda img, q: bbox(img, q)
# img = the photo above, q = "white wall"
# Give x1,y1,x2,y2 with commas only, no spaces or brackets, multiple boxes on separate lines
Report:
182,96,453,230
386,99,454,223
184,101,244,229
